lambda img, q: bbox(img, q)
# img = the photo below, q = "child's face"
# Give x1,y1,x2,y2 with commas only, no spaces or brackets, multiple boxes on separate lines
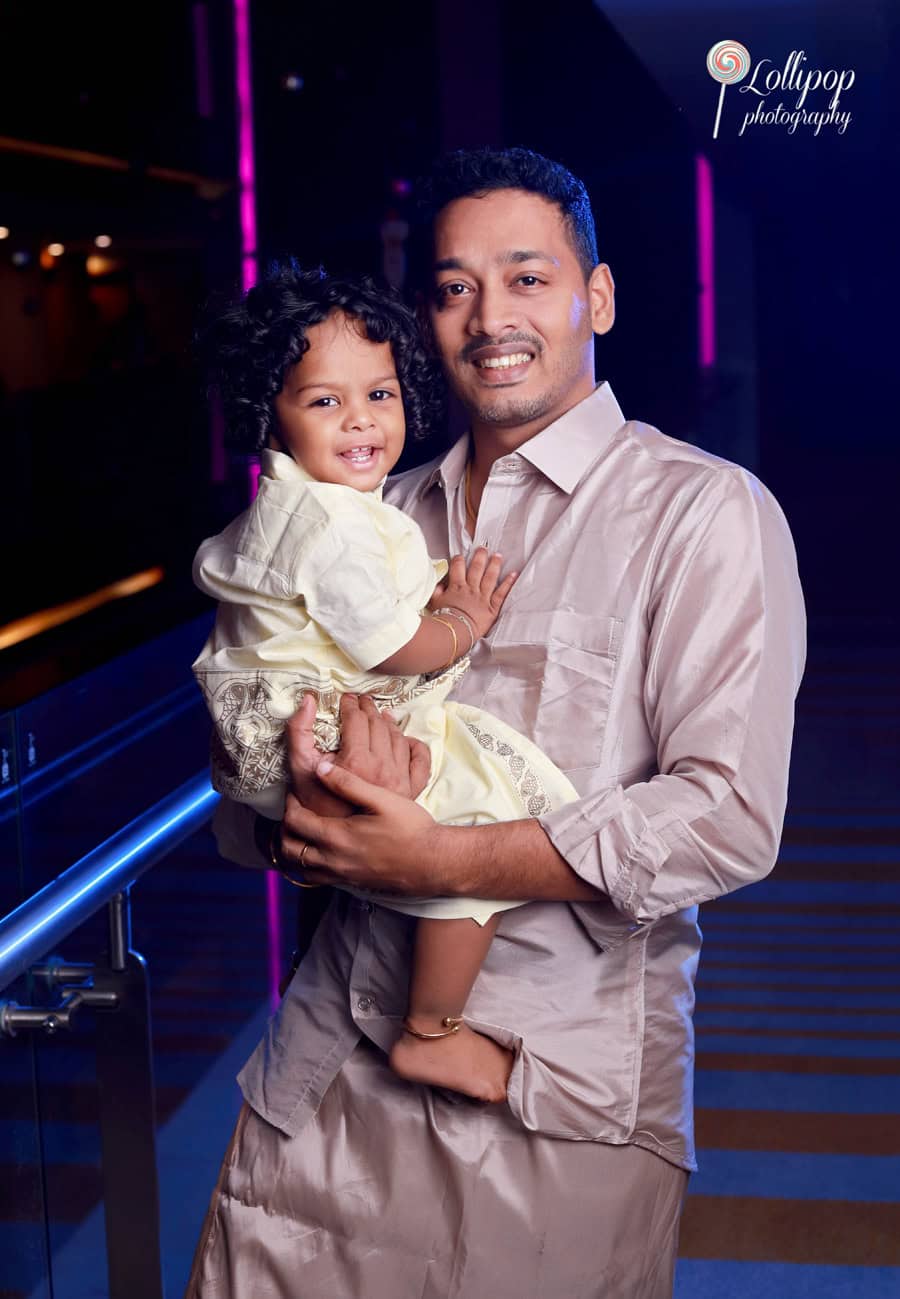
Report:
271,311,406,490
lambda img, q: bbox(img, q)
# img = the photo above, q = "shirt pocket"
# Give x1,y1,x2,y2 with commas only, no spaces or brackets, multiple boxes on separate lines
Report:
485,609,622,772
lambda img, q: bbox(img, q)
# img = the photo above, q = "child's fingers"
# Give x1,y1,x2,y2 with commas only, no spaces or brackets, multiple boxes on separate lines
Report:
490,571,518,610
447,554,467,587
464,545,489,587
479,551,504,596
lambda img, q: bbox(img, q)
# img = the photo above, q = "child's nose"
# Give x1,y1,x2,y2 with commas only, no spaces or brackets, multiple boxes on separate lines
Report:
343,404,375,432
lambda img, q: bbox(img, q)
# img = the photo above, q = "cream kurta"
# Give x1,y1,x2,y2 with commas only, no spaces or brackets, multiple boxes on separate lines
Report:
192,449,576,923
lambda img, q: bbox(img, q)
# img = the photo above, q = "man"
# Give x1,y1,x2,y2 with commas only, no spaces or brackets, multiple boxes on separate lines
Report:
188,148,805,1298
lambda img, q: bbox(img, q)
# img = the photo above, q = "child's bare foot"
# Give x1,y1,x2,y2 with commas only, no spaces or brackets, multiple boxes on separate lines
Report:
390,1019,513,1103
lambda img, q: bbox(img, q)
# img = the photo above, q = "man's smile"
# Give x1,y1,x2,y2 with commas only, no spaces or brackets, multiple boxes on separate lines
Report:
467,343,537,384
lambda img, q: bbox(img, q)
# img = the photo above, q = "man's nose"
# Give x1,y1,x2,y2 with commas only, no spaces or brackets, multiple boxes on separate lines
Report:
466,284,519,339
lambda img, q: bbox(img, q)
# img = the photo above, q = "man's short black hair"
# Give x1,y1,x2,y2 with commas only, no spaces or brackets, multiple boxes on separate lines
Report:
196,261,444,454
412,146,599,282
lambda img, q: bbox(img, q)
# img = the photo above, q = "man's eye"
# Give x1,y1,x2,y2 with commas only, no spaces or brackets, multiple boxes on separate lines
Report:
516,275,542,287
438,282,469,299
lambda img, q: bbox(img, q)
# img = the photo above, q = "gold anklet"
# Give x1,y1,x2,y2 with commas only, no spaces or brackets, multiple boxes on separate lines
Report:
403,1016,464,1040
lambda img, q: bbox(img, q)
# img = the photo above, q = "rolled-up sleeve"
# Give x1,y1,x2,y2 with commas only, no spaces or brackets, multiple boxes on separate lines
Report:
540,467,806,923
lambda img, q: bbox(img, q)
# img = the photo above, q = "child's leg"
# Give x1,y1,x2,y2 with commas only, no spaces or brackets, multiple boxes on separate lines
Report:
389,915,514,1103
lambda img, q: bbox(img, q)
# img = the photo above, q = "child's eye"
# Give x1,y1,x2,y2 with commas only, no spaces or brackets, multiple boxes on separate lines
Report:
369,389,396,402
310,396,338,407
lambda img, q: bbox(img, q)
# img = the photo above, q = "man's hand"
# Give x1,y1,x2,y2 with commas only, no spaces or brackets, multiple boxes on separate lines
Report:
280,753,447,896
274,693,603,904
284,692,431,815
275,693,432,872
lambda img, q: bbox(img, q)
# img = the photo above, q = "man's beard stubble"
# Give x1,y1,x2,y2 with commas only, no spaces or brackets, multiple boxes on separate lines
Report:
468,390,560,427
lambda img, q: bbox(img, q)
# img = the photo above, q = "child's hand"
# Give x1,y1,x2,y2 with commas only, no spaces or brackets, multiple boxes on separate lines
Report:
428,547,517,642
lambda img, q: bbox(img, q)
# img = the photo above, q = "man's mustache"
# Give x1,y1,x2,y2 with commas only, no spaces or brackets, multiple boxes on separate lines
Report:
459,333,542,364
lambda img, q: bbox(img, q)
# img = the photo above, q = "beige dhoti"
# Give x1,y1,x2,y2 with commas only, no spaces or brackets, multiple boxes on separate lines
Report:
185,1039,687,1299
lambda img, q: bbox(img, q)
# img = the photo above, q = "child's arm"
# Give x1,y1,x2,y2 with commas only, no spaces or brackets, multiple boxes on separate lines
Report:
373,547,516,675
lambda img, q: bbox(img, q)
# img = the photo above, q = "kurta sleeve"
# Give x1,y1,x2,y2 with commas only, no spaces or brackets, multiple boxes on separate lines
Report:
298,503,423,671
539,466,806,924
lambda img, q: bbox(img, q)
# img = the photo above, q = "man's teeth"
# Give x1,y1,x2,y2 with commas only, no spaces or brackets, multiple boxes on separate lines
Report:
476,352,533,369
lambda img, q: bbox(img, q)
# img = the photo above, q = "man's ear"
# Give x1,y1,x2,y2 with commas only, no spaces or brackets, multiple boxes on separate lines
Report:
588,263,615,336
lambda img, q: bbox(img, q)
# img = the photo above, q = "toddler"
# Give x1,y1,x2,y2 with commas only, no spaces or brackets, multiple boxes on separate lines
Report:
192,264,577,1101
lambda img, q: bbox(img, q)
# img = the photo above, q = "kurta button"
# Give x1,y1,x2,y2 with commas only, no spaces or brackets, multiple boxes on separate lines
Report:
357,996,375,1012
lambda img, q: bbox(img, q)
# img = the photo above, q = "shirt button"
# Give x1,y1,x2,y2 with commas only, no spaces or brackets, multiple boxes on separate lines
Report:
357,995,375,1012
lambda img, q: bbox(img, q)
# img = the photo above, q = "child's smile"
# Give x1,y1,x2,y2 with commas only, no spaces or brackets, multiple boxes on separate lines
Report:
272,310,406,490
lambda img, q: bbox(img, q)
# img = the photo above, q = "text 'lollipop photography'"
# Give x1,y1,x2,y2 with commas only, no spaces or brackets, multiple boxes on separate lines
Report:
706,42,855,139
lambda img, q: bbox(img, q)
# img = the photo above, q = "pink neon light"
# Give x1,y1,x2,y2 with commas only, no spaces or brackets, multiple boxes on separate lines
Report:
233,0,278,1004
233,0,257,292
695,154,715,369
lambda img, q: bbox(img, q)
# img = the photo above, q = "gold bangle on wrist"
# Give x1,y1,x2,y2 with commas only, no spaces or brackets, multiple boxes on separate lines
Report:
432,606,476,655
403,1015,464,1040
431,614,458,669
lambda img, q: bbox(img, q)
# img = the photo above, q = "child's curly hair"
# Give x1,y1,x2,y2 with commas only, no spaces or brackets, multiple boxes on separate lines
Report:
198,261,445,454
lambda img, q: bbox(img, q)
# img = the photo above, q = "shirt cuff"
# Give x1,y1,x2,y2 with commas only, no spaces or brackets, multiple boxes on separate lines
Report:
539,787,672,925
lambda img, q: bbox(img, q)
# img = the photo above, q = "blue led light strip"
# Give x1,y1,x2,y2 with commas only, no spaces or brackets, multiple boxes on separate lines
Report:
0,772,220,993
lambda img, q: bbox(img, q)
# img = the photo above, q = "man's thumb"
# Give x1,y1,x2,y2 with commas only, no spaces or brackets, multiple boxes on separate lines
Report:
315,759,386,812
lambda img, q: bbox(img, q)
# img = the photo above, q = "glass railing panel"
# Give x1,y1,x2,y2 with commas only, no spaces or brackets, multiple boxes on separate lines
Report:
16,831,288,1299
14,613,214,899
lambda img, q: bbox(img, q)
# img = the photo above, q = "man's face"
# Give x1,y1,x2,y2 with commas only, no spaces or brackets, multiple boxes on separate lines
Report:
427,188,613,433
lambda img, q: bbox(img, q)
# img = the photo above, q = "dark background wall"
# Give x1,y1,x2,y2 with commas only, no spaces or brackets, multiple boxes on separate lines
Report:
0,0,896,703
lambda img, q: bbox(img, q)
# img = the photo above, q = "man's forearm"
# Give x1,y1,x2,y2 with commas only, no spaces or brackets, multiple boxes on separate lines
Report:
438,818,605,903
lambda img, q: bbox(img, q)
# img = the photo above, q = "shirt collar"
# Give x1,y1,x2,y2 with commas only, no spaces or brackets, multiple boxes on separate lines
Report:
423,382,626,498
259,448,386,498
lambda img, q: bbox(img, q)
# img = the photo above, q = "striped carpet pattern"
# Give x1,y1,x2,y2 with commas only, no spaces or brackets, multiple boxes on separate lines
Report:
675,640,900,1297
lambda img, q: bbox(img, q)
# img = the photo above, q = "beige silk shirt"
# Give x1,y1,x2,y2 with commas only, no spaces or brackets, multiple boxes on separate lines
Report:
220,381,806,1170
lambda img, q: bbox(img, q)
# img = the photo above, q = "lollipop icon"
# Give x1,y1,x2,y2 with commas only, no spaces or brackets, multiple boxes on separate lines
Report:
707,40,751,139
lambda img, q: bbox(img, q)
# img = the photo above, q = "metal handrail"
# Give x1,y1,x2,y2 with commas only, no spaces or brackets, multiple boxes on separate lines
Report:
0,771,219,993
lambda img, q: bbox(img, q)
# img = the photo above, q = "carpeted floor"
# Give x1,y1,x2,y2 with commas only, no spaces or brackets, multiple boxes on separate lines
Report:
675,635,900,1296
